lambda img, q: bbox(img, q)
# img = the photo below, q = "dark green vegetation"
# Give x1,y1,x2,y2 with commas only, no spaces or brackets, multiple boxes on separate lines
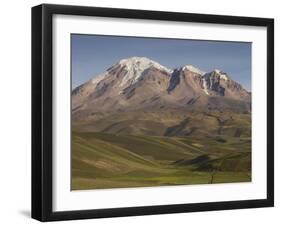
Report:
72,111,251,190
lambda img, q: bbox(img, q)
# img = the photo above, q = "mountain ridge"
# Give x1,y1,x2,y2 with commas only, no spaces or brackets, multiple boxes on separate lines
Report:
72,56,251,116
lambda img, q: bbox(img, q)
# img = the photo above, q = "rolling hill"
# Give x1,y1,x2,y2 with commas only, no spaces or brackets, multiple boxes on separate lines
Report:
72,132,251,190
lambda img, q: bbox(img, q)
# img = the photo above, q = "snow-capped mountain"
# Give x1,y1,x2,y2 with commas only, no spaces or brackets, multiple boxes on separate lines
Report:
72,57,251,118
72,57,171,110
117,57,172,87
182,65,205,75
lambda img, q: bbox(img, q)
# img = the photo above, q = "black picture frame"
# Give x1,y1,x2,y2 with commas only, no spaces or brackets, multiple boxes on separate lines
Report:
32,3,274,222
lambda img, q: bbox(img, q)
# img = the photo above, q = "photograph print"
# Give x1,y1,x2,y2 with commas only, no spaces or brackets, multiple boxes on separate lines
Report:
71,34,252,190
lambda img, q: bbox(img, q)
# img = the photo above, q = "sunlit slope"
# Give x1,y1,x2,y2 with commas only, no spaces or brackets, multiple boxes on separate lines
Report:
72,132,251,190
73,110,251,138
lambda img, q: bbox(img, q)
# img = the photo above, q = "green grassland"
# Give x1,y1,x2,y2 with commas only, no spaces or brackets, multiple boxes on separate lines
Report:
72,130,251,190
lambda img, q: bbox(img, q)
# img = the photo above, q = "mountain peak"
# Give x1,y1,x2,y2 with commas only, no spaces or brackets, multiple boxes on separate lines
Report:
114,57,172,87
119,56,151,64
182,65,205,75
213,69,229,81
118,56,171,72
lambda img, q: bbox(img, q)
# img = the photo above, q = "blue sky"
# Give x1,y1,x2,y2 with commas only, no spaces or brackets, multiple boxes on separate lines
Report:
72,34,251,90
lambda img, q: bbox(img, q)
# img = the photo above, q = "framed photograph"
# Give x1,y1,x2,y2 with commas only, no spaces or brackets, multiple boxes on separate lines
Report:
32,4,274,221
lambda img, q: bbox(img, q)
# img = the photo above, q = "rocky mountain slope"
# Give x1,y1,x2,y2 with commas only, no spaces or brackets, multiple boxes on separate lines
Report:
73,57,250,113
72,57,251,137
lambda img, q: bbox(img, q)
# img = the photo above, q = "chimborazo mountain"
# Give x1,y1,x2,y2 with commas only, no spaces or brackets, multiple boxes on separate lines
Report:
72,57,251,137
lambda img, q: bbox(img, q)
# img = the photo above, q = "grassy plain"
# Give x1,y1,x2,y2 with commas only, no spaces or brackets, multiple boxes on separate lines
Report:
71,131,251,190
